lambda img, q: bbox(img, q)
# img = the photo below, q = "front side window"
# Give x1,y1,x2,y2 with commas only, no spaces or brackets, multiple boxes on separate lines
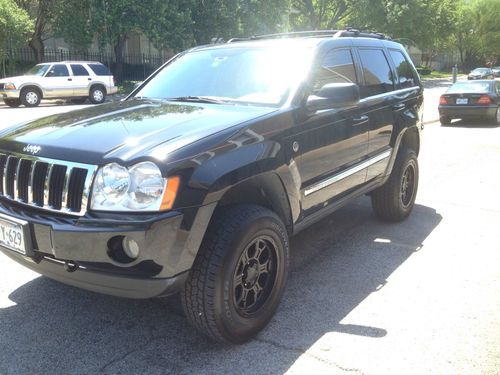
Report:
136,45,314,107
313,49,357,91
389,49,417,88
358,49,394,98
46,64,69,77
70,64,90,76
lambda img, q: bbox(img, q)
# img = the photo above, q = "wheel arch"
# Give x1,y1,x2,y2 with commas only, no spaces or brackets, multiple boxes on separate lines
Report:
19,83,44,98
215,173,294,235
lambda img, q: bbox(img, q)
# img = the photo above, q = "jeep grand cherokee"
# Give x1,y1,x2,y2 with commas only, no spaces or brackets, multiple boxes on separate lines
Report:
0,30,423,343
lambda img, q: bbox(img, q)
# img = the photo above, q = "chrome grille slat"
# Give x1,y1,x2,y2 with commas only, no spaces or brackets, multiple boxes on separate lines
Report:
0,153,97,216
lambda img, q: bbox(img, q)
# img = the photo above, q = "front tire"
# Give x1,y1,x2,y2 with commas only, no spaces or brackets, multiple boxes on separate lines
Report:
440,116,451,125
20,87,42,107
181,204,289,343
89,86,106,104
3,99,21,108
371,148,419,222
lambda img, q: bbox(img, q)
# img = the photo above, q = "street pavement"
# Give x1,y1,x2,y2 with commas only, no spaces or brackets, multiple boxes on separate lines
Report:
0,85,499,374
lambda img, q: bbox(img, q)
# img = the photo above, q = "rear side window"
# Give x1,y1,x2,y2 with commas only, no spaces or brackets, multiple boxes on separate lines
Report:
389,50,417,88
46,64,69,77
70,64,89,76
313,49,358,91
358,49,394,98
88,64,112,76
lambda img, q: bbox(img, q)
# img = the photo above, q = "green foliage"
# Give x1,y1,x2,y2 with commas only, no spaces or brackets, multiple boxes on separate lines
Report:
290,0,354,30
0,0,33,52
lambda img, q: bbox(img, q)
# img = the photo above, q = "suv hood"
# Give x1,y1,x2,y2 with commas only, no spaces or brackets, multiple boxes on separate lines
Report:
0,99,277,165
0,75,39,84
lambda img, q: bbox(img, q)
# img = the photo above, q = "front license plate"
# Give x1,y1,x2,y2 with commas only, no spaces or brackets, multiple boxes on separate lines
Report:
0,216,27,255
456,98,468,104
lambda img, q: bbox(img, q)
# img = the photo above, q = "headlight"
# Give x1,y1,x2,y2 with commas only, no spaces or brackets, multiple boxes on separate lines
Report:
4,83,16,90
90,162,179,212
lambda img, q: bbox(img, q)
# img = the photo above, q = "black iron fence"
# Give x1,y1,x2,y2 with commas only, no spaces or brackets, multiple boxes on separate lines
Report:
2,47,173,82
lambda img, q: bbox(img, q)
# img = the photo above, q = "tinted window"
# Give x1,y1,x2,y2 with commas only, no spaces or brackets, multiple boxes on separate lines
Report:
88,64,112,76
358,49,394,97
389,50,417,88
70,64,89,76
314,49,357,91
46,64,69,77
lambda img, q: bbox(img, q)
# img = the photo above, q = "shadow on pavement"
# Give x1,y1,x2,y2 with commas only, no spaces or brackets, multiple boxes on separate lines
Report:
441,119,499,129
0,197,442,374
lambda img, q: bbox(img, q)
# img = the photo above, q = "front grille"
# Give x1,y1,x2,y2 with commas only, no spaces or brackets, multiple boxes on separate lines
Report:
0,153,97,216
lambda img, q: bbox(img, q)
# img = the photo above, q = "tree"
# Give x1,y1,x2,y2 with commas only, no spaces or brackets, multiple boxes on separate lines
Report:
238,0,290,35
190,0,240,44
141,0,194,52
15,0,59,62
290,0,357,30
0,0,33,76
51,0,94,53
474,0,500,64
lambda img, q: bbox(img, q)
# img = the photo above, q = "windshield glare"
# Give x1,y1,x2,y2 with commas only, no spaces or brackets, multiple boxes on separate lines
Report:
448,82,490,93
25,64,50,76
136,46,313,106
472,68,489,73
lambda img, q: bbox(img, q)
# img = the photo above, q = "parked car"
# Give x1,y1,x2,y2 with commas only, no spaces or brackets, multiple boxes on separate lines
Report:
492,66,500,77
0,30,423,343
467,67,494,80
0,61,117,107
439,80,500,124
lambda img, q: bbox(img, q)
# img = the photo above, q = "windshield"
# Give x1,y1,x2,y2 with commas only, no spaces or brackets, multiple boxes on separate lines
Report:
135,45,314,106
25,64,50,76
448,82,491,93
472,68,489,73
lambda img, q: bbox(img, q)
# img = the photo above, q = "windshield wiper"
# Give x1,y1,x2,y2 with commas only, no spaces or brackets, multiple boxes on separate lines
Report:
165,96,230,105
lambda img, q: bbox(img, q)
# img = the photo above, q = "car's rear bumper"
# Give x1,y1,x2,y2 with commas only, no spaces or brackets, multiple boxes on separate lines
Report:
0,89,20,100
0,201,216,298
438,105,497,119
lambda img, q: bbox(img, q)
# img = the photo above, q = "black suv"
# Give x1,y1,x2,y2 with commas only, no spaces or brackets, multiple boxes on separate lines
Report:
0,30,423,343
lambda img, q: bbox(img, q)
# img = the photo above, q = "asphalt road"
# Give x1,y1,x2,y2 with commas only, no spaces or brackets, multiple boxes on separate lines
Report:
0,85,499,374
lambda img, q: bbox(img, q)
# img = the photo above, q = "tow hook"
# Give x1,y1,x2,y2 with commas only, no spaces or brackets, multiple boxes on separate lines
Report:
64,261,79,273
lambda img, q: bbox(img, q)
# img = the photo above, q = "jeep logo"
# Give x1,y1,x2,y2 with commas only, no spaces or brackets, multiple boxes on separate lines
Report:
23,144,41,154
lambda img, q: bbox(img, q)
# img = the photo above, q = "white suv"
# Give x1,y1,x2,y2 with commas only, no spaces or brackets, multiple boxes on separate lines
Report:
0,61,118,107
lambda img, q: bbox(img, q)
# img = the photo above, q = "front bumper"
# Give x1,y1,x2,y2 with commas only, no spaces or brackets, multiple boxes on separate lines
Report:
0,89,21,100
438,105,497,119
0,201,216,298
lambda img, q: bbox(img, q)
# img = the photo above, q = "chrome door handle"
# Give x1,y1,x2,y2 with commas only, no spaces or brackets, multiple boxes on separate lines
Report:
392,103,405,110
352,115,369,125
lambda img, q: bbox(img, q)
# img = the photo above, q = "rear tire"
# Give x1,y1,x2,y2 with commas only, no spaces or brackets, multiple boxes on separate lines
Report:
371,148,419,222
491,107,500,125
20,87,42,107
181,204,289,343
3,99,21,108
440,116,451,125
89,86,106,104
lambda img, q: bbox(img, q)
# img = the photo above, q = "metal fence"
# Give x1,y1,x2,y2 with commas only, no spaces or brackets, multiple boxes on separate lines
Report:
3,47,172,82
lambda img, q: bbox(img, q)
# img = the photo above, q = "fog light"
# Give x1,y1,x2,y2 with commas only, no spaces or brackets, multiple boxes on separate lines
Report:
107,235,140,264
122,237,140,259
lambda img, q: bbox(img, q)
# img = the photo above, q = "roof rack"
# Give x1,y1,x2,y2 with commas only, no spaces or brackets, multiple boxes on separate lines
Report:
226,29,390,43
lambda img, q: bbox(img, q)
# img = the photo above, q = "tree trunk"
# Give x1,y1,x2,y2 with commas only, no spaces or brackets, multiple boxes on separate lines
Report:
114,36,126,83
29,36,45,63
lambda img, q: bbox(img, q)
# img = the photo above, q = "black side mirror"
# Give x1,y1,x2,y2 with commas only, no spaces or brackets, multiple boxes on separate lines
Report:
306,83,360,111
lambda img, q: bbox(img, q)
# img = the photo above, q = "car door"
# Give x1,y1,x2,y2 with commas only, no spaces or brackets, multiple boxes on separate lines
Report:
42,63,73,97
293,47,370,215
69,64,92,96
354,47,399,181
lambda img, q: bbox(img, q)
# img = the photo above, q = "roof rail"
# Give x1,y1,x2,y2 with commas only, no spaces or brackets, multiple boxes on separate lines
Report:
226,29,390,44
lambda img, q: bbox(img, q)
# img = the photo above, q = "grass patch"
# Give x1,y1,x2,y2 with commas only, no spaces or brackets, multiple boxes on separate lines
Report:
117,80,142,95
422,71,466,79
